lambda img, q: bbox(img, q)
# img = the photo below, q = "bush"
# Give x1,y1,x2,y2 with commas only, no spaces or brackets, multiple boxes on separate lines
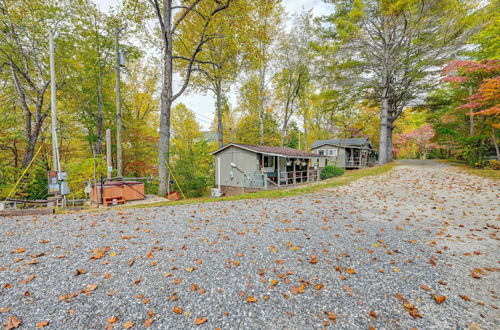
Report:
320,165,345,180
485,159,500,170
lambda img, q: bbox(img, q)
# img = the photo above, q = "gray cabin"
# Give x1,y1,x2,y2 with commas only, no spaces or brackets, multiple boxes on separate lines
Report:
311,138,377,169
212,143,326,196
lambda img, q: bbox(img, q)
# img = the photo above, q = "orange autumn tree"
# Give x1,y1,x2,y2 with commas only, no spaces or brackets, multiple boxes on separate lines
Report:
442,60,500,161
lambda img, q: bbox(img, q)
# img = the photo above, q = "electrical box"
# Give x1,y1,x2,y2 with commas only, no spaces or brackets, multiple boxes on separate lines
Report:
60,181,70,195
58,171,67,180
48,171,59,194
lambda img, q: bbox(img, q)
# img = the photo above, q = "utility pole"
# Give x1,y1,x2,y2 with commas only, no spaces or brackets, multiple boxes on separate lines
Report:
115,26,123,177
49,30,60,173
106,129,112,179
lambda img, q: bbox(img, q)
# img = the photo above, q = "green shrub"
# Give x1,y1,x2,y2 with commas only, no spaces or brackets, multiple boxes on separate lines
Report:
320,165,345,179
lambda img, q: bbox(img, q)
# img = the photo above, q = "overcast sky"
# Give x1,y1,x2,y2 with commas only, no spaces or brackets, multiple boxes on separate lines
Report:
91,0,333,129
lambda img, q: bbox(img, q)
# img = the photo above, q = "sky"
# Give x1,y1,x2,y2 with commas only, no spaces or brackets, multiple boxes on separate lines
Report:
91,0,333,129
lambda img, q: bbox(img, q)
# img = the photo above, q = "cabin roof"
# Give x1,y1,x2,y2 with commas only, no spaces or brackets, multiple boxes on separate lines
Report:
211,143,324,158
311,137,373,150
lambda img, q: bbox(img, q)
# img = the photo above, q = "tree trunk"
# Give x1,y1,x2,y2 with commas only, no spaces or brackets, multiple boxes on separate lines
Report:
303,111,308,150
492,127,500,161
259,45,266,145
469,86,474,136
158,0,173,197
386,113,394,162
378,94,389,164
216,82,223,148
329,111,335,138
95,61,104,155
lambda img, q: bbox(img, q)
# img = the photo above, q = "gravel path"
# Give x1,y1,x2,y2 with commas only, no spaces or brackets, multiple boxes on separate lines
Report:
1,160,498,329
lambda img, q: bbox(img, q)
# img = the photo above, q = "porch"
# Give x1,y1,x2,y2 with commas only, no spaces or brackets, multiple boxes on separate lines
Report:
244,155,321,190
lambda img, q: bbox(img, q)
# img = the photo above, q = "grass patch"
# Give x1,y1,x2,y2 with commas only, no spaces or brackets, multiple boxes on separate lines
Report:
453,164,500,179
124,163,395,210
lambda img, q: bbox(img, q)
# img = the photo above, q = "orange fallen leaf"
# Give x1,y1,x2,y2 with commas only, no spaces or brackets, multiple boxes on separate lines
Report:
20,274,36,284
107,316,119,323
91,247,109,260
471,273,481,279
12,248,25,254
173,307,183,314
434,295,446,304
0,307,12,313
123,320,134,328
459,295,471,301
6,315,22,329
310,255,318,264
86,284,98,291
346,268,356,274
324,311,336,322
144,318,153,327
35,321,49,327
315,284,324,290
245,296,257,303
194,317,207,325
420,285,430,291
369,311,377,319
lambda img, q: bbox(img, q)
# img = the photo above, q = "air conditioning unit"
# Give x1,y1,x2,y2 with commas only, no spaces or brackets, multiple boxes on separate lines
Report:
211,188,223,198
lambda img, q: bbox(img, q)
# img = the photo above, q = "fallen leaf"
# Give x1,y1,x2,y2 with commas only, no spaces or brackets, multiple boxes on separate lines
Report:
369,311,377,319
86,284,98,291
107,316,119,324
123,320,134,328
36,321,49,327
459,295,471,301
310,255,318,264
315,284,324,290
73,269,87,276
194,317,207,325
434,295,446,304
324,311,336,322
144,318,153,327
245,296,257,303
420,285,430,291
173,307,183,314
6,315,22,329
346,268,356,274
185,267,196,272
91,247,109,260
20,274,36,284
12,248,25,254
0,307,12,313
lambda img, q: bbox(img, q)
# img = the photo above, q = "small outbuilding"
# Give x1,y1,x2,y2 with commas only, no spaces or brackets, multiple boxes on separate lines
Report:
211,143,326,196
311,138,377,169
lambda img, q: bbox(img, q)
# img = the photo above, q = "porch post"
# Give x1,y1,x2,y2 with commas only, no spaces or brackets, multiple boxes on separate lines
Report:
293,160,296,185
277,157,280,187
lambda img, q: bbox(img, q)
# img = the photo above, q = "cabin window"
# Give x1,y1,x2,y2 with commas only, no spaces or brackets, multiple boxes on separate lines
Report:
263,156,274,168
317,149,325,156
328,148,338,157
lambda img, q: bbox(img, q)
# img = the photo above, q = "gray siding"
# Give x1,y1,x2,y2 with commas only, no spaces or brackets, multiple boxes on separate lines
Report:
311,145,346,168
215,146,258,188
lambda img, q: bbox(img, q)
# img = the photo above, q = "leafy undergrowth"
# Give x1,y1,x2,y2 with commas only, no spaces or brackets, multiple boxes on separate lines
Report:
443,162,500,179
126,163,395,209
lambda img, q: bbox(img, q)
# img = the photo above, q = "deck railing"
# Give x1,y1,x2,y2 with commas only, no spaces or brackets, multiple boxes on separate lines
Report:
243,169,320,190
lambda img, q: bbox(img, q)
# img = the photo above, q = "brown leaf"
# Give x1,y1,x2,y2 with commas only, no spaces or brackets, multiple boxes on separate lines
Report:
128,258,135,267
194,317,207,325
0,307,12,313
73,269,87,276
123,320,134,328
91,247,109,260
245,296,257,303
335,265,343,273
471,273,481,279
36,321,49,327
20,274,36,284
434,295,446,304
12,248,25,254
6,315,22,329
346,268,356,274
86,284,98,291
324,311,336,322
315,284,324,290
144,318,153,327
369,311,377,319
106,316,119,324
459,295,471,301
403,302,422,318
173,307,183,314
309,255,318,264
59,292,80,303
420,285,430,291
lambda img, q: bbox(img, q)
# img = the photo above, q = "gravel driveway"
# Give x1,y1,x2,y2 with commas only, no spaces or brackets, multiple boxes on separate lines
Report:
1,160,498,329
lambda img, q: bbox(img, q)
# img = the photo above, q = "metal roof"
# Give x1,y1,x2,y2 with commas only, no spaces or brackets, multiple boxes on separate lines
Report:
211,143,324,158
311,138,373,149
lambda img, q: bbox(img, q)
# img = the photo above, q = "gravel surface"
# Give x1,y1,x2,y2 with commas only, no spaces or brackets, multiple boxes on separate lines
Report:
0,160,498,329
